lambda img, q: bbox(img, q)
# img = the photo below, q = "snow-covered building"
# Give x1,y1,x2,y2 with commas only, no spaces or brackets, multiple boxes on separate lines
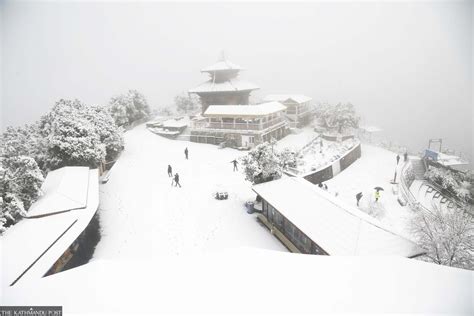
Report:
190,102,289,148
263,94,314,128
1,166,100,287
188,55,259,113
253,177,425,257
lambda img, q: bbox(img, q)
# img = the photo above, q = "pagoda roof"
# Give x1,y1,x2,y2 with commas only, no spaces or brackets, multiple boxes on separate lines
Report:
264,94,312,104
204,102,286,118
189,77,259,94
201,59,243,73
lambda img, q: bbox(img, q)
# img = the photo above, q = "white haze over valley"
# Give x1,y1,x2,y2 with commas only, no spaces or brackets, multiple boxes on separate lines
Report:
1,1,473,163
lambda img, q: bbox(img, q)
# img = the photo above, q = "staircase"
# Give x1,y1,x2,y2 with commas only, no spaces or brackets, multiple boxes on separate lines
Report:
410,158,426,180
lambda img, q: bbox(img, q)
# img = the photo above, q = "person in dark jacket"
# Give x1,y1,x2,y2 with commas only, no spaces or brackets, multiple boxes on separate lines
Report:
231,159,238,171
404,151,408,162
184,147,189,160
356,192,363,207
168,165,173,177
396,154,400,165
174,173,181,187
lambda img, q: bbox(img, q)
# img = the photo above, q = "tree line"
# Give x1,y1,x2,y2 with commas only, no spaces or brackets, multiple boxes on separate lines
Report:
0,89,150,234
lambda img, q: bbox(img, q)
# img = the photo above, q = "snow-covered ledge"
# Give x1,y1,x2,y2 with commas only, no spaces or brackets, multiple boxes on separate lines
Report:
1,167,99,287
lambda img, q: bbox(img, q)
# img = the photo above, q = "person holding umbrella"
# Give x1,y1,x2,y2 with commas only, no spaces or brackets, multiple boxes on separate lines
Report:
374,186,384,202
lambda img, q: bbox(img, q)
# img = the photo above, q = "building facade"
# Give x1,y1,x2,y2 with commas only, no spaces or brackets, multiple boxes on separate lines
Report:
253,177,425,257
190,102,289,148
264,94,314,128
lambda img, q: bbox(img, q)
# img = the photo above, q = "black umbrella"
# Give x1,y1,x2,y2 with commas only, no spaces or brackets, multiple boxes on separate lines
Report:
356,192,363,200
374,187,384,191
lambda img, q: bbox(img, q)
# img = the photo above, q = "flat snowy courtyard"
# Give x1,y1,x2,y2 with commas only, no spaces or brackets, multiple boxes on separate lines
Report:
325,143,415,237
95,124,287,260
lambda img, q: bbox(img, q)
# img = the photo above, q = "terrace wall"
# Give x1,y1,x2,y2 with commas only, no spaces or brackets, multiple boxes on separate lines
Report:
302,141,362,185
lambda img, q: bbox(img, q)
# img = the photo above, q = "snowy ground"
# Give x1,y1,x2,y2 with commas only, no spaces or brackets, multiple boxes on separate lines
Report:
95,123,286,260
274,126,318,152
297,138,358,174
324,143,416,238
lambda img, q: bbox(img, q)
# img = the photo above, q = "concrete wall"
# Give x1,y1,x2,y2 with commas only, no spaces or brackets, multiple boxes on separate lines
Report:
302,142,362,185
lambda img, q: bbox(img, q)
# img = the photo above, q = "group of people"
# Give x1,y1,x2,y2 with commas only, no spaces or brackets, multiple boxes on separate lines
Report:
168,147,190,188
396,152,409,165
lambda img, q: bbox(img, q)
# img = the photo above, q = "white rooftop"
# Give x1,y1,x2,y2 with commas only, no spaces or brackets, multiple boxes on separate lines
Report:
162,118,189,129
1,168,99,287
188,77,259,93
264,94,312,104
204,102,287,118
252,177,425,257
360,125,383,133
201,59,243,72
435,152,469,167
26,166,90,217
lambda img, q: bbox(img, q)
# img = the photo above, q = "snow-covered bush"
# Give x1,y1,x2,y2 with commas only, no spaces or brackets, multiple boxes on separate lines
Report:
314,102,360,134
410,205,474,270
279,148,299,170
109,89,150,126
240,142,282,184
424,167,473,203
240,141,301,184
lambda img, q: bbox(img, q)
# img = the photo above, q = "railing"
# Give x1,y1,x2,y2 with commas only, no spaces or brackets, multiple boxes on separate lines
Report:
399,160,432,214
193,117,284,131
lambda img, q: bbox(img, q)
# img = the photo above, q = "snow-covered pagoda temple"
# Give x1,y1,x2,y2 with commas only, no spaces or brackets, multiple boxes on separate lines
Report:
190,102,288,148
264,94,314,128
188,55,259,113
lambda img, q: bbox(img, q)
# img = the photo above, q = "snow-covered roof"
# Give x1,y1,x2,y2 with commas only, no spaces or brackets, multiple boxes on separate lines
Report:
359,125,383,133
188,78,259,93
201,59,243,72
264,94,312,104
3,251,472,314
26,166,90,217
204,102,287,118
162,119,188,129
252,177,425,257
1,168,99,287
435,152,469,167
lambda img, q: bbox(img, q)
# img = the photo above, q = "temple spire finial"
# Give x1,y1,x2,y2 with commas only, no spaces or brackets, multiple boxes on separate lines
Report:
218,50,227,62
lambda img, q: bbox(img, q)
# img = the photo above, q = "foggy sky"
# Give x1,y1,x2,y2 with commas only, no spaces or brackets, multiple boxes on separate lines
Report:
1,1,472,162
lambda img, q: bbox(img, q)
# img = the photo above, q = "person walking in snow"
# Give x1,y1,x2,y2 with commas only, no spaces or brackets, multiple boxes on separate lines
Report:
167,164,173,177
231,159,238,171
184,147,189,160
396,154,400,165
375,190,380,202
356,192,363,207
174,173,181,188
404,151,408,162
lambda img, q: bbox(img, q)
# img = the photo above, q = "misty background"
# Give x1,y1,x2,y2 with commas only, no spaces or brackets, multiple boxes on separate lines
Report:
1,1,472,164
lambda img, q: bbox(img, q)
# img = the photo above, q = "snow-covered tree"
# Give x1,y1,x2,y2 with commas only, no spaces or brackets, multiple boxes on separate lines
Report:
1,123,48,171
315,102,360,134
410,206,474,270
174,93,201,114
40,99,107,170
109,90,150,126
0,156,44,233
240,142,282,184
84,105,124,161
